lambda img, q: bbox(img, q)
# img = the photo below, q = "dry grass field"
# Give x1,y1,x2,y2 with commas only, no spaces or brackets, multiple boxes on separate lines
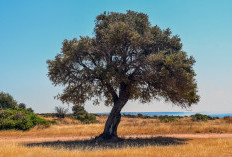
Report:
0,138,231,157
0,116,232,138
0,116,232,157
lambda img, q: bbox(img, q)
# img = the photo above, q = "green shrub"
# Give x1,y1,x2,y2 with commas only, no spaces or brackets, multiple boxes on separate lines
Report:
55,106,68,118
191,113,212,121
72,105,85,115
18,103,26,109
76,112,97,124
0,92,17,109
0,109,50,131
72,105,96,124
136,113,151,119
27,107,34,113
159,116,178,123
122,114,136,118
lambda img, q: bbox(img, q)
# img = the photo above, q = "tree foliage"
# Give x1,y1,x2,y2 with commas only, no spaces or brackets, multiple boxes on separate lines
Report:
191,113,212,121
0,92,17,109
26,107,34,113
47,11,199,108
54,106,68,118
72,105,85,115
18,103,26,109
72,105,96,124
0,109,50,131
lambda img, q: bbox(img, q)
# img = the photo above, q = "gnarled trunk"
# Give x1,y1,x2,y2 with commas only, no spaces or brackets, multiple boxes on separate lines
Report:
96,100,127,140
96,82,130,140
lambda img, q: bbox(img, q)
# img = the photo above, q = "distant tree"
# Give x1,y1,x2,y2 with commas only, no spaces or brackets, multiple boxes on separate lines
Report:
27,107,34,113
191,113,212,121
72,104,96,124
0,92,17,109
55,106,68,118
18,103,35,113
72,104,85,115
18,103,26,109
47,11,199,140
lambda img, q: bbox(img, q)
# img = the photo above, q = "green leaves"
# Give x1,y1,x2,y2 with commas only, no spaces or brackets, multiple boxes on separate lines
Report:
47,11,199,108
0,92,18,109
72,105,96,124
0,109,50,131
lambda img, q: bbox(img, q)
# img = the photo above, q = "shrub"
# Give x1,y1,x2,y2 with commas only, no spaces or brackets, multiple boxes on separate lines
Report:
72,105,85,115
18,103,26,109
123,114,136,118
191,113,212,121
18,103,34,113
0,92,17,109
212,116,219,120
159,116,178,123
136,113,151,119
72,105,96,124
76,112,97,124
27,107,34,113
0,109,50,131
55,106,68,118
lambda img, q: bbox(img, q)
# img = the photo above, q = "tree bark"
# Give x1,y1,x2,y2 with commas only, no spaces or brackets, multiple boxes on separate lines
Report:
95,82,130,140
96,100,127,140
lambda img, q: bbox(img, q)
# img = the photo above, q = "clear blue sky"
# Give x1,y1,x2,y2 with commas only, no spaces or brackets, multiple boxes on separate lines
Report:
0,0,232,113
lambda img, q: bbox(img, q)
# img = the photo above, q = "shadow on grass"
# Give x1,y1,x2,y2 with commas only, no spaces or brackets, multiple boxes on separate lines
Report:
26,136,191,150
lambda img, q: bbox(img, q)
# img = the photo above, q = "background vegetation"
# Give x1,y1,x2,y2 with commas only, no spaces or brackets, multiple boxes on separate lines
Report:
72,105,97,124
0,92,50,130
0,109,50,131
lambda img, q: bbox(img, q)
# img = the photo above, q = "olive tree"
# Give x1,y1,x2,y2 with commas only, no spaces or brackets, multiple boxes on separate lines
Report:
47,11,199,140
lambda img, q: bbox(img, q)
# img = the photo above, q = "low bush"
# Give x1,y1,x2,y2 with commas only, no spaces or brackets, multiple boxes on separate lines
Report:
72,105,85,115
55,106,68,118
159,116,178,123
0,92,35,114
72,105,96,124
122,113,183,120
0,92,17,109
123,113,151,119
191,113,213,121
76,112,97,124
26,107,34,113
136,113,151,119
18,103,26,109
0,109,50,131
122,114,136,118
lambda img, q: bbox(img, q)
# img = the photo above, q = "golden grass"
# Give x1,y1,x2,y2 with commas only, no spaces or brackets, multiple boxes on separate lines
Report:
0,116,231,138
0,138,231,157
1,117,232,156
119,117,232,135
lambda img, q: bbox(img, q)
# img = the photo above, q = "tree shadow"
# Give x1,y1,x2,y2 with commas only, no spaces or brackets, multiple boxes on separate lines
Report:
26,136,191,150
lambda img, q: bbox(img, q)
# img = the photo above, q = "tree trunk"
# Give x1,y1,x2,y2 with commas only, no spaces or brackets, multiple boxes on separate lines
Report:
95,82,130,140
96,101,127,140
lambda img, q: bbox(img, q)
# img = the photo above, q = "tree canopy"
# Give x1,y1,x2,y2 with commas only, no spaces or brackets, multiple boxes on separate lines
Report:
47,10,199,108
0,92,17,109
47,11,199,139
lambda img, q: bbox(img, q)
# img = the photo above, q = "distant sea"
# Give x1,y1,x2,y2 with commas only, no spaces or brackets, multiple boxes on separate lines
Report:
95,112,232,118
